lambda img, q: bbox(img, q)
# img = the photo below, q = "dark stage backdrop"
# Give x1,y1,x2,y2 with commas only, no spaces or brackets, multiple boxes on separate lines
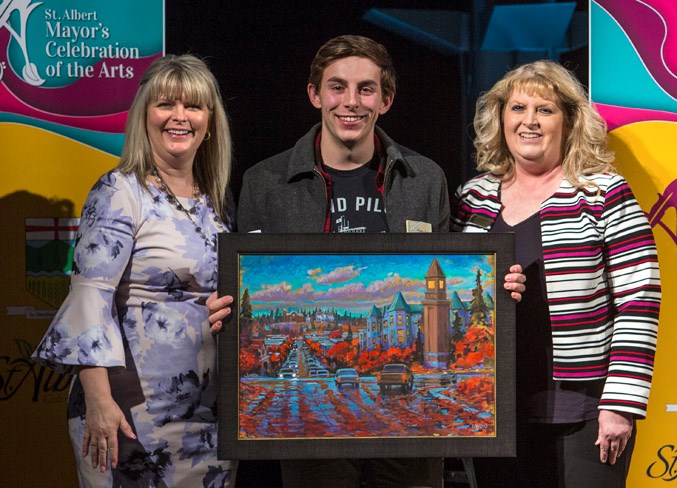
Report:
167,0,465,205
166,0,587,209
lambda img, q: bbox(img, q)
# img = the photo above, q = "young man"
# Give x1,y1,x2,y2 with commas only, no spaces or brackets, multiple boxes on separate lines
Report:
237,35,449,235
239,34,448,488
210,35,525,488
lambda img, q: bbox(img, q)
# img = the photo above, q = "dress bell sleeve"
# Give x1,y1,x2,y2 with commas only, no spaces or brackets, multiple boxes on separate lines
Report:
33,172,139,374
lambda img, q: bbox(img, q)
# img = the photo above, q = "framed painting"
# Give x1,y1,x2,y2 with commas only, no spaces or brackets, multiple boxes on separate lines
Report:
217,232,515,460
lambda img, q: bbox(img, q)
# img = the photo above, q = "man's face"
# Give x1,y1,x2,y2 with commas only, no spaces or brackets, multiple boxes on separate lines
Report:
308,56,393,151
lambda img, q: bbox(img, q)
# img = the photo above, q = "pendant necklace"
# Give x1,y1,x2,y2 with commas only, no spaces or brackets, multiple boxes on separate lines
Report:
150,167,219,249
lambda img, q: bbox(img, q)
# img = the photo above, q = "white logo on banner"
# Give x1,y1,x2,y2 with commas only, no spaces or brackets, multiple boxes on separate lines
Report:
0,0,45,85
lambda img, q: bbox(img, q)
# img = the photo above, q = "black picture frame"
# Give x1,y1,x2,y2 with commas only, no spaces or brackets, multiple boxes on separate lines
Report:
217,232,515,460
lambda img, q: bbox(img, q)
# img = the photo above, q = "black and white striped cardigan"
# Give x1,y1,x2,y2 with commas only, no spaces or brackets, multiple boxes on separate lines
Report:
451,172,661,417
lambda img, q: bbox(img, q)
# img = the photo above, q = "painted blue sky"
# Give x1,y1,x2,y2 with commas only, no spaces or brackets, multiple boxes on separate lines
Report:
240,253,496,314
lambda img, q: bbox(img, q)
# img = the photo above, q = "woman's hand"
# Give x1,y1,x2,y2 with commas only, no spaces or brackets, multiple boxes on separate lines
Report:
79,367,136,472
82,394,136,472
504,264,526,302
207,292,234,334
596,410,633,465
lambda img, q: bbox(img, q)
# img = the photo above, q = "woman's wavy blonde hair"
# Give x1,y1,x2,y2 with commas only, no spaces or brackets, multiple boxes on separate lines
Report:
117,54,232,221
473,60,614,187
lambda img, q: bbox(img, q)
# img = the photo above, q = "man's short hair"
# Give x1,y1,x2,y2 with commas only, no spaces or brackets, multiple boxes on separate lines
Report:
308,35,397,99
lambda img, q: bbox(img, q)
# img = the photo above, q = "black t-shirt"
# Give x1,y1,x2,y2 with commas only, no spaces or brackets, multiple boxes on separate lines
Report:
324,159,388,233
492,211,603,423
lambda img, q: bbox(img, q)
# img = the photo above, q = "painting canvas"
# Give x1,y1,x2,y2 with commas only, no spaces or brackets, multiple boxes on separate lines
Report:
217,233,515,459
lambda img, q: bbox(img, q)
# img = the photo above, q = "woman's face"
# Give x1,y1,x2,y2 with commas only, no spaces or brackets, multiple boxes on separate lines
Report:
502,88,568,172
146,95,209,167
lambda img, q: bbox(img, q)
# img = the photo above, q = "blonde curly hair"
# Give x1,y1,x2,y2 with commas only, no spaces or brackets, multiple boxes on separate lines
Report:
473,60,614,187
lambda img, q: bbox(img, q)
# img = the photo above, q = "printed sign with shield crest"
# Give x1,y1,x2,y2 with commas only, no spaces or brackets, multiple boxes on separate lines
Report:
25,217,79,308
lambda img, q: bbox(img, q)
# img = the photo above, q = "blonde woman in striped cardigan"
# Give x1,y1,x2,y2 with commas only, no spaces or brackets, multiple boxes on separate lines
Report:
452,60,660,488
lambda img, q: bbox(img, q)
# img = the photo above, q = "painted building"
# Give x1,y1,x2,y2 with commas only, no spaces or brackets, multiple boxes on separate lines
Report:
422,258,451,368
365,304,383,350
361,258,492,366
364,291,422,350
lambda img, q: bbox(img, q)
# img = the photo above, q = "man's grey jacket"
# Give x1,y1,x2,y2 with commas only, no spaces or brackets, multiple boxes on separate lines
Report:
237,124,450,233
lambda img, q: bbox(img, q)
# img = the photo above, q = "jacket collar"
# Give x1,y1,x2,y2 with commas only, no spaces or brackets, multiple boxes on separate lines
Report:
286,123,414,182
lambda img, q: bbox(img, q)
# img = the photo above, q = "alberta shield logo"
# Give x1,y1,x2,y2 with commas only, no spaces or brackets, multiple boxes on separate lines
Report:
25,217,79,308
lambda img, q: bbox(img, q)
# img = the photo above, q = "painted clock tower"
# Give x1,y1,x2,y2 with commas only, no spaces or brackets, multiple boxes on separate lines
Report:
422,258,451,368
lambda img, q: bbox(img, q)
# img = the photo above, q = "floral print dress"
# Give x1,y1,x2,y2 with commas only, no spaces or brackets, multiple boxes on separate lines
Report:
33,171,235,487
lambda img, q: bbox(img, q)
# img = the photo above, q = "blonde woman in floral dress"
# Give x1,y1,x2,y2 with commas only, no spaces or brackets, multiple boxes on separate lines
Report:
33,54,236,487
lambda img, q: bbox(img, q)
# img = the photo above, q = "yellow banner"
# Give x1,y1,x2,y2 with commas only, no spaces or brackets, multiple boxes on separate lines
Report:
591,1,677,484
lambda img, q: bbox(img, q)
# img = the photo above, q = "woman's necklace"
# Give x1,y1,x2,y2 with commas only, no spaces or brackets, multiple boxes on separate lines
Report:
150,167,218,249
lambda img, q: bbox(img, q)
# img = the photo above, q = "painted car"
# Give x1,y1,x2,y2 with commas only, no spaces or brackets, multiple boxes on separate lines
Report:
334,368,360,389
314,368,330,378
440,371,457,386
278,367,297,379
377,363,414,392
